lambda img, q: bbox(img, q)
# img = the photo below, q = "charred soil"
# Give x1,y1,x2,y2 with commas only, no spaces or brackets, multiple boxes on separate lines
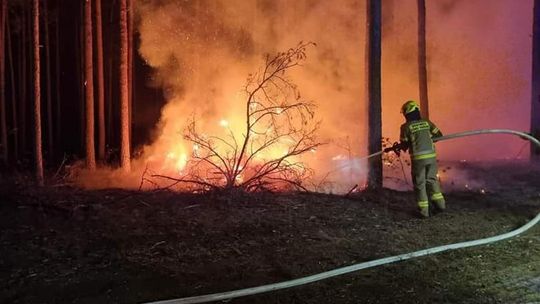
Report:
1,162,539,304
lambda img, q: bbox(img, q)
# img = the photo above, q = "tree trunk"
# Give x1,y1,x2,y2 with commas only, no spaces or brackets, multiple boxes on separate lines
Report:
20,2,28,157
0,0,7,164
43,0,53,158
532,0,540,157
107,36,113,150
120,0,131,172
7,12,17,162
84,0,96,170
106,0,115,150
120,0,130,171
366,0,382,189
417,0,429,119
107,35,113,151
33,0,44,185
128,0,133,150
95,0,105,161
77,3,84,152
54,3,60,151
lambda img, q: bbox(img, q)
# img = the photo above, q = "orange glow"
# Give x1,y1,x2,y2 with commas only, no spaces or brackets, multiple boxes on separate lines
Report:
219,119,229,128
77,1,534,192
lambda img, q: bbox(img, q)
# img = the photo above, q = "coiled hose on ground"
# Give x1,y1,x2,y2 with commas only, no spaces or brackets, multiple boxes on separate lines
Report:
144,129,540,304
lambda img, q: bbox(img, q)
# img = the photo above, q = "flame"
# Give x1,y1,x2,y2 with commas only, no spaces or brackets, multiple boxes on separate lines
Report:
165,150,188,173
108,0,532,194
219,119,229,127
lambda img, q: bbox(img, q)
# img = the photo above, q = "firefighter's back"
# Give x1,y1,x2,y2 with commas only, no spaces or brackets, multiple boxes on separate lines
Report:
401,119,436,160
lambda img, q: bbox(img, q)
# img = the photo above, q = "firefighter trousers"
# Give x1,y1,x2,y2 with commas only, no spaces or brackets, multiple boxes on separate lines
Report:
411,157,445,209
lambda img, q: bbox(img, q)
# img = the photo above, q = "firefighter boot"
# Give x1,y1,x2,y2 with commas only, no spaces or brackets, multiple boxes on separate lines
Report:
431,193,446,211
418,200,430,218
419,207,430,218
434,200,446,211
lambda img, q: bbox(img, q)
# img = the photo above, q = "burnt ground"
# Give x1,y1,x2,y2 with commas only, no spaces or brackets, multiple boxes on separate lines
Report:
0,162,539,304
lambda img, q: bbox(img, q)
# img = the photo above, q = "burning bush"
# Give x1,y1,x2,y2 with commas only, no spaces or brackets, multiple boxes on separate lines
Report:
150,42,322,192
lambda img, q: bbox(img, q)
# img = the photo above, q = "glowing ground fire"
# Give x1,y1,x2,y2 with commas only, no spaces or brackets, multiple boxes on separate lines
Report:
136,42,321,191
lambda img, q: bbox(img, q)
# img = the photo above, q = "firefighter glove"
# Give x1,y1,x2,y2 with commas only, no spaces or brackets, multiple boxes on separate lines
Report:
384,142,402,156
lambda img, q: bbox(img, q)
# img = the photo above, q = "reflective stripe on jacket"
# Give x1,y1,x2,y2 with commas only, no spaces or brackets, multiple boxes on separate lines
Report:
400,119,441,160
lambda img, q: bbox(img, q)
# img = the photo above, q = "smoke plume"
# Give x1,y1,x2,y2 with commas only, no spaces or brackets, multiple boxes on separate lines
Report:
134,0,367,191
82,0,533,191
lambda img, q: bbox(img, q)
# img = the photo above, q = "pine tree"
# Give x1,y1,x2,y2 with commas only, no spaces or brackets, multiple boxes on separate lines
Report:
43,0,54,157
128,0,133,147
33,0,44,185
417,0,429,119
120,0,130,171
0,0,7,164
95,0,105,160
7,9,17,161
84,0,96,170
20,1,28,157
54,3,61,150
367,0,382,189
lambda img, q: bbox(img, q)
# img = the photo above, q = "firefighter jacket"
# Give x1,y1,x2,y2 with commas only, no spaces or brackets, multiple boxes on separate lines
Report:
400,119,442,160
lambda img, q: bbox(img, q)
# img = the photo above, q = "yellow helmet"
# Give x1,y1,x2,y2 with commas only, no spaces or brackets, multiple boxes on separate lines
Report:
401,100,420,114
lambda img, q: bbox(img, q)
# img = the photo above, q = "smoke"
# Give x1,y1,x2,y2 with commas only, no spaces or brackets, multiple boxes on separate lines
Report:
381,0,534,161
78,0,533,191
133,0,368,191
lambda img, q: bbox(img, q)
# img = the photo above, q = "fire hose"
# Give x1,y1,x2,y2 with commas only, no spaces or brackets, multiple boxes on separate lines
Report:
144,129,540,304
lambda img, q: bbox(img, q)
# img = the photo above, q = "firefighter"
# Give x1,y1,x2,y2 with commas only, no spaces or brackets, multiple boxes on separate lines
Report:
386,100,445,218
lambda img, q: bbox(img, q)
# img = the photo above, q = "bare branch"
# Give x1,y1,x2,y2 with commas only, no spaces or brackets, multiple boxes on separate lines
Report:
152,42,320,192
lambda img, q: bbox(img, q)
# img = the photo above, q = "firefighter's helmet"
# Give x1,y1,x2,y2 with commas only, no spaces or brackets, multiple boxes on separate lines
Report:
401,100,420,114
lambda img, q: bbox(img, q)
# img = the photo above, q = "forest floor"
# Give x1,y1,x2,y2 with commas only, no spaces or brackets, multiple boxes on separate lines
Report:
0,161,539,304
